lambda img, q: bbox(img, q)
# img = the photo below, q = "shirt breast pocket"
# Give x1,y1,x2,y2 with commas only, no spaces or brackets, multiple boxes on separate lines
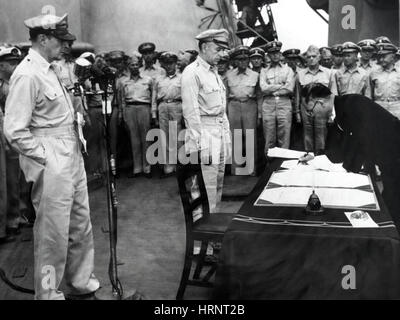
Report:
38,88,68,117
203,86,222,108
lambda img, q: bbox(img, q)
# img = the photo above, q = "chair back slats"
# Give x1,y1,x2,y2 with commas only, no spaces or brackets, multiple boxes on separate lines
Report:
177,162,210,233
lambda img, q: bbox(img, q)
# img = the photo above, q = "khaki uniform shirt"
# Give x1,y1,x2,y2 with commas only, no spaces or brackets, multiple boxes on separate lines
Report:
152,73,182,117
367,65,400,102
359,61,376,74
332,66,369,96
4,49,75,163
226,67,259,100
139,64,166,80
295,65,333,113
119,74,154,113
53,58,78,90
181,56,228,153
53,58,85,114
259,62,295,96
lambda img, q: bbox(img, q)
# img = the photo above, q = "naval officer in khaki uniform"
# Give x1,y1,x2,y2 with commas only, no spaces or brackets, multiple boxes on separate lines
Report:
4,13,99,300
226,45,259,175
332,42,369,96
152,52,183,176
181,29,231,214
260,41,295,154
367,42,400,119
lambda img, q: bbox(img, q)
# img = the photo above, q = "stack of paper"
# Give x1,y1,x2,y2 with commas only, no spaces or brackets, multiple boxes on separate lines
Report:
281,155,346,173
267,147,312,159
255,158,379,210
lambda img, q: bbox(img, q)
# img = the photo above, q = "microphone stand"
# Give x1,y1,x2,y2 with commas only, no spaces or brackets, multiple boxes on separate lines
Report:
76,79,123,299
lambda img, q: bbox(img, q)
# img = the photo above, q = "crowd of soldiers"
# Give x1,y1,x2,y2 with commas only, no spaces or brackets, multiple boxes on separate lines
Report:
2,31,400,245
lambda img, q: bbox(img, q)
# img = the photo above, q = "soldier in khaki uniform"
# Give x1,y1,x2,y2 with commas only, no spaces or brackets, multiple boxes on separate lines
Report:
295,45,334,154
119,54,155,177
260,41,295,155
152,52,182,176
0,46,24,242
283,48,305,151
181,29,231,214
332,42,369,96
367,42,400,119
226,45,259,175
138,42,166,80
330,44,344,73
4,13,99,300
357,39,377,73
249,47,265,74
283,49,303,73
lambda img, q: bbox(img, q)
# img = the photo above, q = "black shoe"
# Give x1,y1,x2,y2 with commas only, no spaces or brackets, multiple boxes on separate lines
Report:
0,235,16,245
6,227,21,236
143,173,152,179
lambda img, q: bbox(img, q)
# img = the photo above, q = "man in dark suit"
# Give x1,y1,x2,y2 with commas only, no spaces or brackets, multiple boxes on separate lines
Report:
305,84,400,231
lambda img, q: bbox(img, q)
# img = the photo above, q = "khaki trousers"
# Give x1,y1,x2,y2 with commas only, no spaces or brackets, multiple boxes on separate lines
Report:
123,104,151,174
227,99,258,175
158,102,183,174
19,125,99,300
262,96,292,155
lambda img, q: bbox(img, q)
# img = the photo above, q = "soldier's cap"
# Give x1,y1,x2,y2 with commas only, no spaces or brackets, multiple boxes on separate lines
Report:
342,42,360,54
319,46,331,54
282,48,300,59
231,45,250,59
249,47,265,58
375,36,391,45
24,13,76,41
357,39,377,51
0,46,23,62
376,43,398,55
159,51,178,63
195,29,230,50
138,42,156,54
330,44,343,56
107,50,128,61
265,40,282,53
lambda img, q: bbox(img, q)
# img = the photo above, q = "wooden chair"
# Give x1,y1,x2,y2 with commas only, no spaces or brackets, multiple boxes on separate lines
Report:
176,162,234,300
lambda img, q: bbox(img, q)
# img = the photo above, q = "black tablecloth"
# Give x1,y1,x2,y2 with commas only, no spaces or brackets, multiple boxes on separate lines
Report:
214,159,400,299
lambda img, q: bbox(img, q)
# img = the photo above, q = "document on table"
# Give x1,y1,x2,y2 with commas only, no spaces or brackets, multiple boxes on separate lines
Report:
255,168,380,210
268,170,372,189
344,211,379,228
281,155,346,173
255,186,379,210
267,147,313,159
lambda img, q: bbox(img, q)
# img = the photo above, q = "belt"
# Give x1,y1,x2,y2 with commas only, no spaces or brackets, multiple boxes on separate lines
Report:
159,99,182,104
88,105,102,109
264,95,290,100
126,101,151,106
376,98,400,103
31,124,77,137
229,97,256,103
200,114,226,124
